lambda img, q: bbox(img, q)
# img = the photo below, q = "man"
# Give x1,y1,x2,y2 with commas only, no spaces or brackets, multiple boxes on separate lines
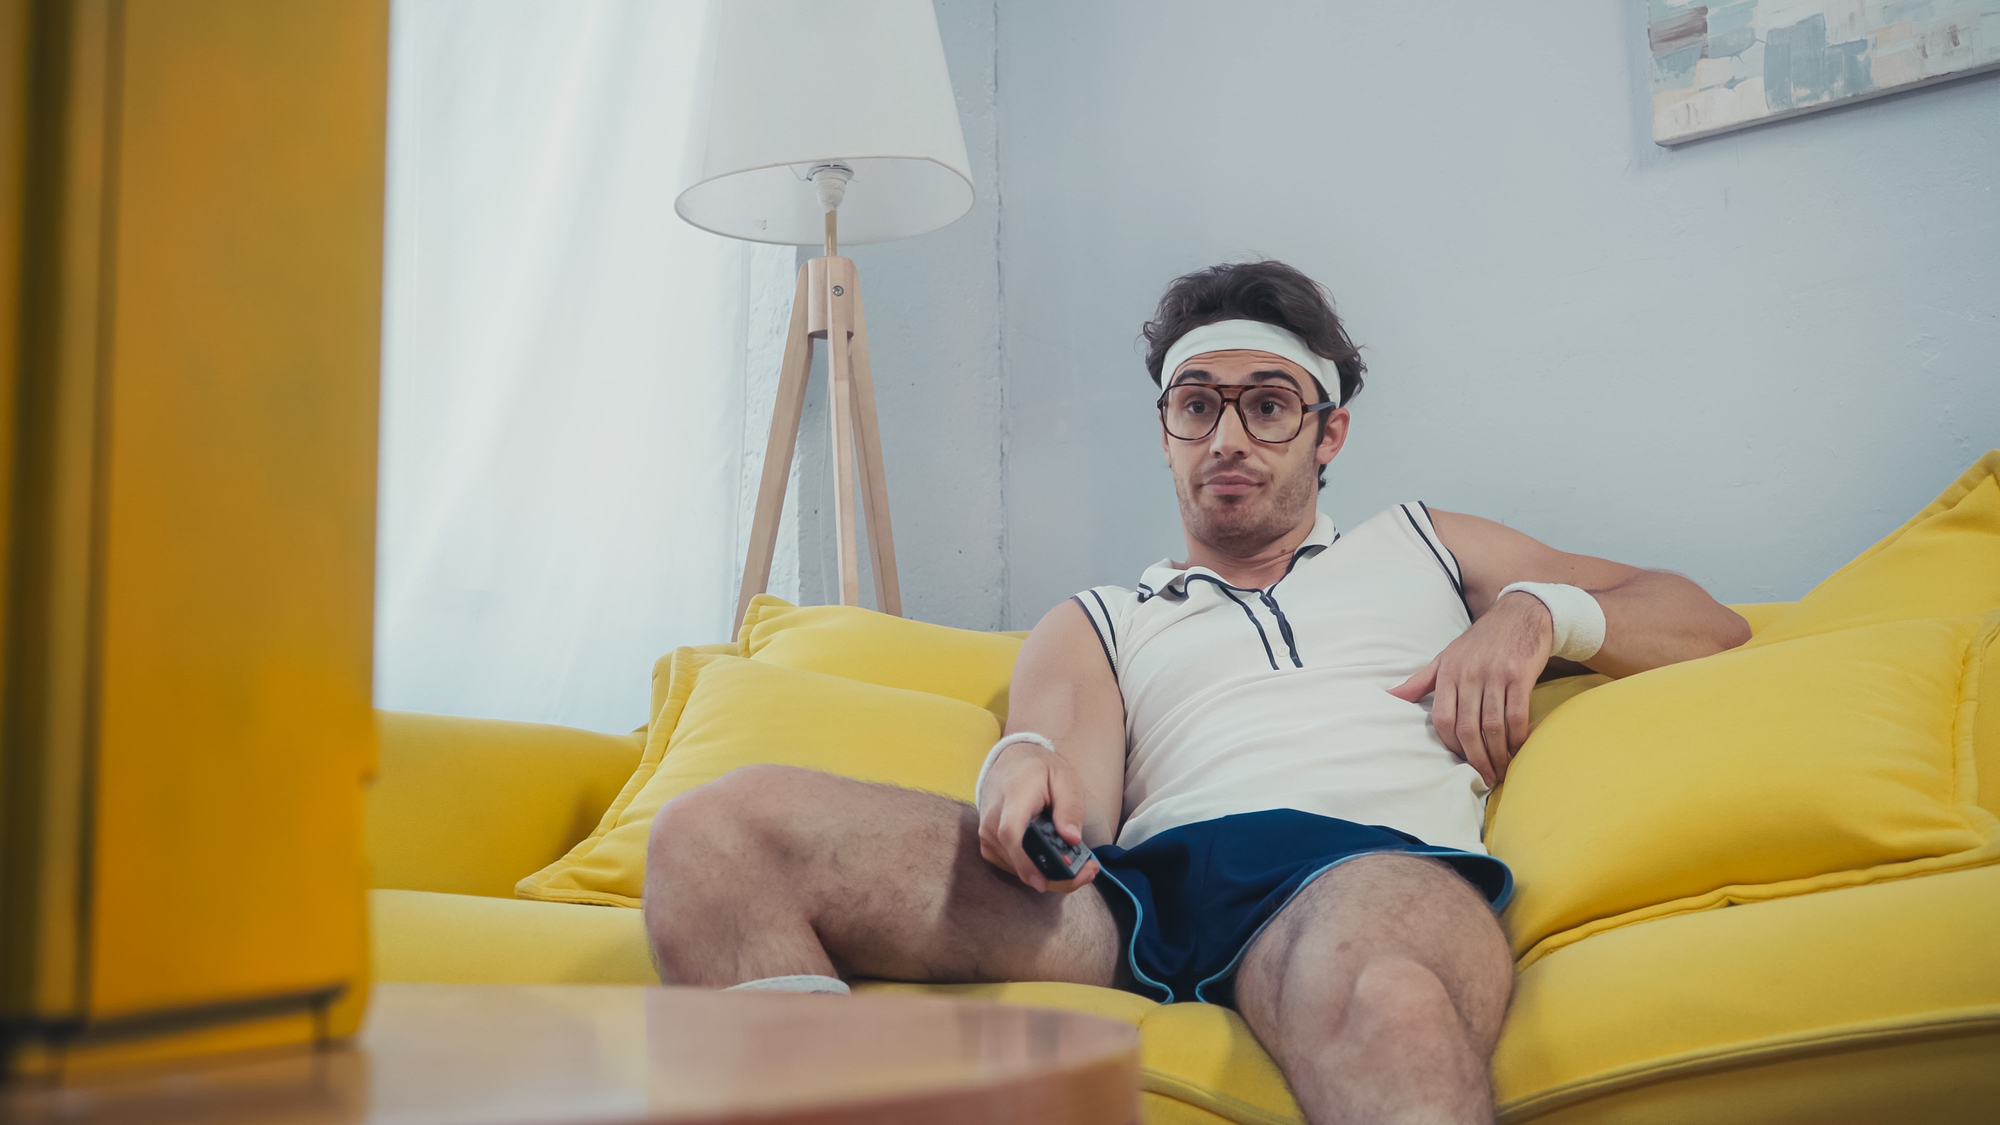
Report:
645,261,1748,1124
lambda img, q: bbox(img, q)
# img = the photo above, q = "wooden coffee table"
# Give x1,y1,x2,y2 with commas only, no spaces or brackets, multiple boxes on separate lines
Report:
3,983,1143,1124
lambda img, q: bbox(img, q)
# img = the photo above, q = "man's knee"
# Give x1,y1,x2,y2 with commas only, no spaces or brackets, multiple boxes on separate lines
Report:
647,764,829,881
1271,953,1502,1070
1243,853,1511,1023
1336,854,1512,1015
1346,956,1461,1036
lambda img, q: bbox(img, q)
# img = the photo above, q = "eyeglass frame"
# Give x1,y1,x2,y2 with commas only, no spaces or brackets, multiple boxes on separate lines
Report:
1155,381,1339,445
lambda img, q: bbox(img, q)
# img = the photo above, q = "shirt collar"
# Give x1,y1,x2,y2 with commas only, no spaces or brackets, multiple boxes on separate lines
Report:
1136,512,1339,600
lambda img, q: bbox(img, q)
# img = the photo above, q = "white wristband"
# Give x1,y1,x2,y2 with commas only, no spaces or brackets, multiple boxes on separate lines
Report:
1497,581,1606,662
975,732,1054,804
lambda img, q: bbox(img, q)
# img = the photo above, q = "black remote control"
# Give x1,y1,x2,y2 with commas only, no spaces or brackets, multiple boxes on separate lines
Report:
1021,813,1092,881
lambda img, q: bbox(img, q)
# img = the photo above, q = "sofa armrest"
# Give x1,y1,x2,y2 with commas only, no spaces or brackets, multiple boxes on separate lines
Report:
367,710,644,898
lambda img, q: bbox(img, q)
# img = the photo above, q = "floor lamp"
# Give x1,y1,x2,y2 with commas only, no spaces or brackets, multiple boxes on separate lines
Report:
675,0,975,631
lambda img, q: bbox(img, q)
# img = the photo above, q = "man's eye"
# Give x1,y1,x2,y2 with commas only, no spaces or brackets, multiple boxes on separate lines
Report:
1185,400,1211,415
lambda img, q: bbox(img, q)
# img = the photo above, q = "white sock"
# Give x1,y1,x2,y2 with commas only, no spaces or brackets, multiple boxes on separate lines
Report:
724,974,849,995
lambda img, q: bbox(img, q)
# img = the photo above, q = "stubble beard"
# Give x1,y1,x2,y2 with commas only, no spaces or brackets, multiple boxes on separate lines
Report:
1175,460,1320,559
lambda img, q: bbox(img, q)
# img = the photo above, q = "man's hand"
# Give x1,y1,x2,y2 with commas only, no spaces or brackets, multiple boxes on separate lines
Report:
1387,591,1552,786
977,741,1101,894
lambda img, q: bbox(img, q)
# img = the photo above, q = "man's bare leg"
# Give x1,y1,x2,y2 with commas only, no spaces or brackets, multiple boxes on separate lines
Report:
1233,853,1513,1125
644,764,1121,988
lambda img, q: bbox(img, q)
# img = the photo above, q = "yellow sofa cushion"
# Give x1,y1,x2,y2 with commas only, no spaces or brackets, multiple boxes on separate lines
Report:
516,650,999,907
1494,862,2000,1124
738,594,1025,720
1493,613,1998,966
856,980,1301,1125
370,888,657,985
1749,450,2000,647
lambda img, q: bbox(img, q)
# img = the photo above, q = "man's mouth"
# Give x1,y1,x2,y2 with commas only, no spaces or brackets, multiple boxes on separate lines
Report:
1200,472,1263,496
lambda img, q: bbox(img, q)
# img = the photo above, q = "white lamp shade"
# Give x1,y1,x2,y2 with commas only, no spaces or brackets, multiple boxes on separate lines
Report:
676,0,973,246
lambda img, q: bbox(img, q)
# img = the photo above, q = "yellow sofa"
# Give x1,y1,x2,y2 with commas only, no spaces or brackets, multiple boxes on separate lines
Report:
368,459,2000,1124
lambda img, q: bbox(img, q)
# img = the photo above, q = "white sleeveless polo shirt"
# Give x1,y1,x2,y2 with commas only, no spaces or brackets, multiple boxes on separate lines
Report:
1074,503,1491,853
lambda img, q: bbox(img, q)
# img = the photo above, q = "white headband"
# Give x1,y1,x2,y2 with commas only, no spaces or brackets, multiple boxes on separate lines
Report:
1159,319,1342,404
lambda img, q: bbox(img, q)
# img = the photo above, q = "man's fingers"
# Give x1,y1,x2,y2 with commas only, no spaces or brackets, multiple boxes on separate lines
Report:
1457,721,1494,788
1430,676,1462,758
1454,682,1496,787
1007,834,1046,892
981,761,1052,891
977,803,1006,867
1481,681,1512,783
997,801,1047,891
981,811,1041,889
1505,676,1532,754
1388,659,1440,703
1046,759,1087,845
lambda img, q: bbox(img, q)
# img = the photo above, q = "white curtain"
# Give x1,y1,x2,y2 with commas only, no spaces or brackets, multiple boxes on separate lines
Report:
376,0,795,733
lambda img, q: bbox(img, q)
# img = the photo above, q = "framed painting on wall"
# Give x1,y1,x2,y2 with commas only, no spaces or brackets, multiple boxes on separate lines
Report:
1649,1,2000,145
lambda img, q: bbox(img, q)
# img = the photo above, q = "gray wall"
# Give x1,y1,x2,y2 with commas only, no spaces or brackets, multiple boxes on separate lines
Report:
860,1,1998,629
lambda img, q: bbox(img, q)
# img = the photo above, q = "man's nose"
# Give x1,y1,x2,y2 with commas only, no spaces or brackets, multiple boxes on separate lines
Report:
1206,401,1252,455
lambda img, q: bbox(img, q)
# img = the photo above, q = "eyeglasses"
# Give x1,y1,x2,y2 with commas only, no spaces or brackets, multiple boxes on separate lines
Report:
1156,382,1336,444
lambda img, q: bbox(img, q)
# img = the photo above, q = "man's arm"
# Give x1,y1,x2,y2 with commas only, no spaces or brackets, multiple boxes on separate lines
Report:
1389,509,1749,785
977,600,1127,893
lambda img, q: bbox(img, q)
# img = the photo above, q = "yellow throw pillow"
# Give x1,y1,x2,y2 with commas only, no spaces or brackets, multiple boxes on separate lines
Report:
1750,450,2000,646
1982,618,2000,817
1483,605,1793,836
646,640,737,730
516,649,1000,907
1491,613,1999,968
737,594,1025,721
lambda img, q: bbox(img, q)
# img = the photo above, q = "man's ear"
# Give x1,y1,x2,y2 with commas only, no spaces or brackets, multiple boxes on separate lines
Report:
1316,408,1350,468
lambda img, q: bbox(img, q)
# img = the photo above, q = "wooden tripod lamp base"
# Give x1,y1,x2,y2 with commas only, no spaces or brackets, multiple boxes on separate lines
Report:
673,2,975,633
734,211,901,632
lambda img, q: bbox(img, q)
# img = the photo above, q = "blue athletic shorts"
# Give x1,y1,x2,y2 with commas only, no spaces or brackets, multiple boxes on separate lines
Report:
1089,808,1514,1007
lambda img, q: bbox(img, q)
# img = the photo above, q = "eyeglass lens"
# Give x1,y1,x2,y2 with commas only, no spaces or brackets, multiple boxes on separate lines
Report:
1162,385,1308,443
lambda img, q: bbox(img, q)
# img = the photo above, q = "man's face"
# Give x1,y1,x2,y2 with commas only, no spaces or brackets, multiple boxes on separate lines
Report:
1160,349,1349,556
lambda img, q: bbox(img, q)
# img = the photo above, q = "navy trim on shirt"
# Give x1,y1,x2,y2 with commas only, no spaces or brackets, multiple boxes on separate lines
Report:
1116,518,1336,675
1402,503,1472,620
1416,502,1469,587
1089,588,1118,652
1259,589,1304,668
1186,575,1280,671
1071,594,1118,679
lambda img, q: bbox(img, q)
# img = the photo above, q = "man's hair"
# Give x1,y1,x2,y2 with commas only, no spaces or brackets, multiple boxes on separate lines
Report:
1141,259,1365,490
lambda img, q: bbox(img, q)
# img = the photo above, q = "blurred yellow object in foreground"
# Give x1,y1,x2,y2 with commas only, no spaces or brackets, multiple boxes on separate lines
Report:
1,0,385,1078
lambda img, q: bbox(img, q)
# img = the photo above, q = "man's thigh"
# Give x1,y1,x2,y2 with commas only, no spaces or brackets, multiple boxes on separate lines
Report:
645,764,1122,987
1231,852,1513,1053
